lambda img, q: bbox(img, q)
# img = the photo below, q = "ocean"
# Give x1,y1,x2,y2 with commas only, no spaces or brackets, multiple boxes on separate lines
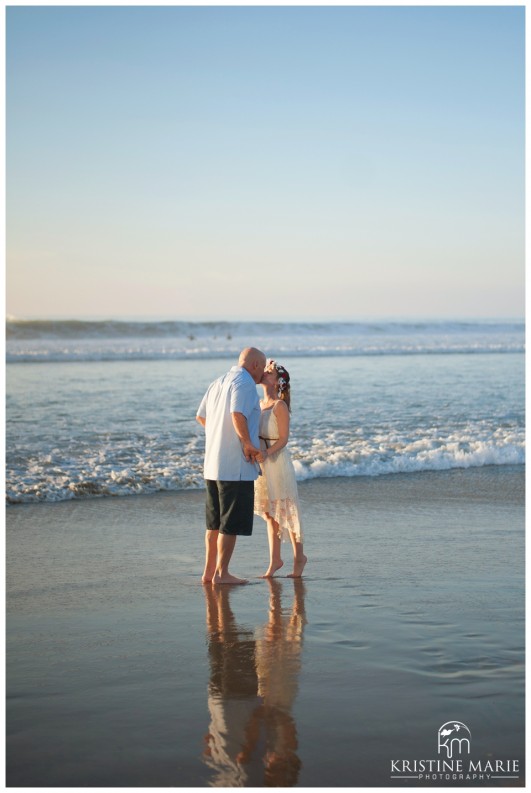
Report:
6,318,525,786
6,319,525,505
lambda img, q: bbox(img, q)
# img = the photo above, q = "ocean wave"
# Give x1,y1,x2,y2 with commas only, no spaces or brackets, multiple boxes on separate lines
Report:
6,317,524,340
7,318,244,340
6,432,524,505
292,440,525,480
6,319,524,362
5,338,525,363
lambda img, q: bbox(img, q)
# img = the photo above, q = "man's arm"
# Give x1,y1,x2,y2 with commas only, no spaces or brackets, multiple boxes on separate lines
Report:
196,386,209,428
232,412,260,462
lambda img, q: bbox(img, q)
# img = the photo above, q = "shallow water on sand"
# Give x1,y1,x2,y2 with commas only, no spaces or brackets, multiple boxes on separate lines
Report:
6,468,525,787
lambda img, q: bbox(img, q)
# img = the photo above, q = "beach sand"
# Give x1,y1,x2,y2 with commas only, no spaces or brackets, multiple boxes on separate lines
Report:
6,466,524,787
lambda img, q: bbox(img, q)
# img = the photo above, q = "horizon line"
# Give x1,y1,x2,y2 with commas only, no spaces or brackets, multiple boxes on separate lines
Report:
6,314,525,324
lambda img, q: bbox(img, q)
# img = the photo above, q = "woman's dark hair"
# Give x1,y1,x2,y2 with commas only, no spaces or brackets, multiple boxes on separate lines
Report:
274,362,291,412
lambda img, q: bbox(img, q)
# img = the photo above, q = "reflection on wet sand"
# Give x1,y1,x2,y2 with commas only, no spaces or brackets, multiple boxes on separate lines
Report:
203,579,307,787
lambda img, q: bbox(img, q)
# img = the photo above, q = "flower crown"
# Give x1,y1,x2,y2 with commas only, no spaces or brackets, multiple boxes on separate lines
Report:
265,359,290,398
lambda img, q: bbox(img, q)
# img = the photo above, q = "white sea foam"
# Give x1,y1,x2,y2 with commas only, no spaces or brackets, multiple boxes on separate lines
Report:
292,438,525,481
5,428,524,505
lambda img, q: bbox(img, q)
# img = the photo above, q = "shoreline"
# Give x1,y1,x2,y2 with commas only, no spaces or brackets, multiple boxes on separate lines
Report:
6,461,525,510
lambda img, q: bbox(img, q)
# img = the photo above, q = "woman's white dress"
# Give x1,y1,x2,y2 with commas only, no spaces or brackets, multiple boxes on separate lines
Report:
254,406,303,542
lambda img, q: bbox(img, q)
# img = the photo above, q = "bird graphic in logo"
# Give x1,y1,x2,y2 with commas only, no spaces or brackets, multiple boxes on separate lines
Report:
438,722,471,758
440,724,461,738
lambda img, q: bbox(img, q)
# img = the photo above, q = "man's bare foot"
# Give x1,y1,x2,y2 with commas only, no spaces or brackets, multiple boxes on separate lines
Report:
287,554,307,578
213,572,248,585
259,560,284,578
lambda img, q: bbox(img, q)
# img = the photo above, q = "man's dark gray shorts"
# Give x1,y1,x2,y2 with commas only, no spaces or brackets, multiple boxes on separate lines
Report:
205,480,255,536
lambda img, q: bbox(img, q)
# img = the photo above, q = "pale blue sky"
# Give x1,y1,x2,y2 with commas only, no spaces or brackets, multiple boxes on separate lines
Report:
7,6,525,320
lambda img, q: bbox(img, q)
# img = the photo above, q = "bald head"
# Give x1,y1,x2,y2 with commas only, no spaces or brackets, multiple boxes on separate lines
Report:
239,347,267,384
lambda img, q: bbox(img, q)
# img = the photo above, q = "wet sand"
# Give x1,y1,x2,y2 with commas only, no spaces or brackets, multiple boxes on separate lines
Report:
6,466,525,787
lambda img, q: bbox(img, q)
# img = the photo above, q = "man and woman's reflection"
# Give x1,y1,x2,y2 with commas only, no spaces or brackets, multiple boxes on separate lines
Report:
203,579,307,786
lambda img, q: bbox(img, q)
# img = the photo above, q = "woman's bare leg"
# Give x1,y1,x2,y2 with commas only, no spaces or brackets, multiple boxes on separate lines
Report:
287,530,307,578
260,514,284,577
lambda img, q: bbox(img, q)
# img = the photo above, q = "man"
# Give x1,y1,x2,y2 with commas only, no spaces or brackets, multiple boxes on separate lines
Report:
197,347,266,584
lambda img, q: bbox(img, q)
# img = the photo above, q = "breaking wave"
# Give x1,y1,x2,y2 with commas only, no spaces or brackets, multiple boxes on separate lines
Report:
6,428,524,505
6,318,525,362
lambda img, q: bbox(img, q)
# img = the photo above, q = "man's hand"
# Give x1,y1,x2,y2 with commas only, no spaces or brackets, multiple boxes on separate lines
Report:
242,440,261,463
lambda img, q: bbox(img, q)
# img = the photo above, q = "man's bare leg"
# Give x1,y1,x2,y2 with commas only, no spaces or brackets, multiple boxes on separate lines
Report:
203,580,220,634
213,533,248,584
202,529,218,584
260,515,284,578
287,530,307,578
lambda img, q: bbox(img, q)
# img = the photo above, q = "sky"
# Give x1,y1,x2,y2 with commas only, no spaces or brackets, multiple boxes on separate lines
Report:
6,5,525,321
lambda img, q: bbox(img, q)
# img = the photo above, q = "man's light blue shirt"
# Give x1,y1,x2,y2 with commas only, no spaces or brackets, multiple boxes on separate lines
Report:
197,366,261,481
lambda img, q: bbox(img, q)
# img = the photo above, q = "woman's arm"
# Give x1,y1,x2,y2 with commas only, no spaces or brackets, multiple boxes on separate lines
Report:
263,401,290,457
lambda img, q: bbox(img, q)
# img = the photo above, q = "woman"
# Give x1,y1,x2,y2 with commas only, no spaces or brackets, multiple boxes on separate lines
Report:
255,360,307,578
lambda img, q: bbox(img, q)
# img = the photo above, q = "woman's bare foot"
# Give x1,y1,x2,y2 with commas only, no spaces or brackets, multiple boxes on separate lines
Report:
213,571,248,585
260,559,284,578
287,554,307,578
202,567,216,584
